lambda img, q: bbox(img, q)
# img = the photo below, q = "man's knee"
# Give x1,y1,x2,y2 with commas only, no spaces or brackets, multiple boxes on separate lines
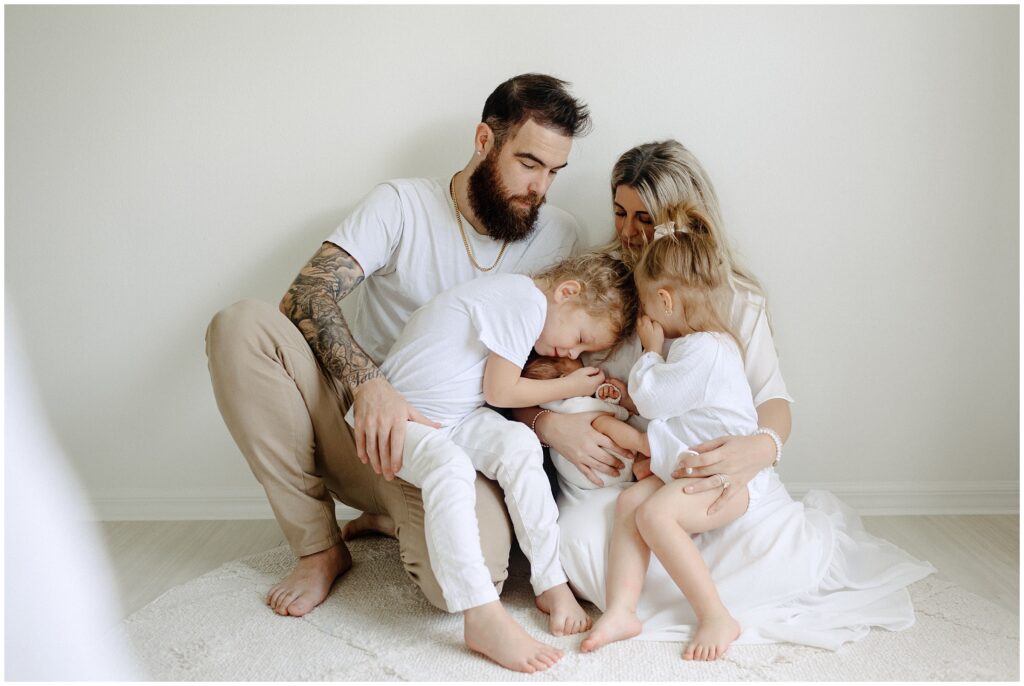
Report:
394,475,512,611
206,299,277,353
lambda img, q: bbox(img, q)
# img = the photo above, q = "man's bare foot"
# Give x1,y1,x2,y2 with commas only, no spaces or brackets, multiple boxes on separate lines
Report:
464,600,564,673
535,583,592,636
341,512,396,541
579,607,642,652
682,613,741,661
265,542,352,617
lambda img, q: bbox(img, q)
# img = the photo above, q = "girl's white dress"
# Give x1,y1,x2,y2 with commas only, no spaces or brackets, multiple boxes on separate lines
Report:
559,287,935,650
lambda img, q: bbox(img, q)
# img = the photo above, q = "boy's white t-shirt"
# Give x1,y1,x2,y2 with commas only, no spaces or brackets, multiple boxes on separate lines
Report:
376,273,548,427
326,178,580,366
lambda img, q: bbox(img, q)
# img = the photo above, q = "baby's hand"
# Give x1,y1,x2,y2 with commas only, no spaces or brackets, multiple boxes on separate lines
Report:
606,378,638,415
565,366,606,398
637,315,665,354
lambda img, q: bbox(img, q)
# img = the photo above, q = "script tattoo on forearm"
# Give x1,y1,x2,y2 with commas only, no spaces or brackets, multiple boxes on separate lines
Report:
280,242,383,389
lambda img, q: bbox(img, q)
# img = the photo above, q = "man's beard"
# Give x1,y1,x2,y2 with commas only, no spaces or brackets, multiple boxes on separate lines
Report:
466,150,545,243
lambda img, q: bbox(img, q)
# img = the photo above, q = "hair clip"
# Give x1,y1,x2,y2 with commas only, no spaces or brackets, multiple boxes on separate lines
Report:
652,221,687,241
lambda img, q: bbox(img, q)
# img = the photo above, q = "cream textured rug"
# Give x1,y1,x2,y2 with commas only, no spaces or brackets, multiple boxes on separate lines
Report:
124,538,1019,681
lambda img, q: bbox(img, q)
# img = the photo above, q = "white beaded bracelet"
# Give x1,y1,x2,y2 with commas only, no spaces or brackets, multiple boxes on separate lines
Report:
531,409,552,448
754,427,783,467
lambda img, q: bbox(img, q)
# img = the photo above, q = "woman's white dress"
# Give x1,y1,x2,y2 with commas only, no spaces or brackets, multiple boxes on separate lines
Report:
559,286,935,650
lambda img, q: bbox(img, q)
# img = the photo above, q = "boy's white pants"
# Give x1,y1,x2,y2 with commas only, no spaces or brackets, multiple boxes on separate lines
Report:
397,406,567,613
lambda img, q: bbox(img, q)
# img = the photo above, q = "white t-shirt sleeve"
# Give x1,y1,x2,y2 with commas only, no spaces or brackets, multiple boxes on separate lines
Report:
472,280,546,369
324,183,404,277
736,294,794,406
628,334,719,420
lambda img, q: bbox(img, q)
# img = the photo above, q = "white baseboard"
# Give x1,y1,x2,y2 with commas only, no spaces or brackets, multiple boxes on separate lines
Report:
89,480,1018,521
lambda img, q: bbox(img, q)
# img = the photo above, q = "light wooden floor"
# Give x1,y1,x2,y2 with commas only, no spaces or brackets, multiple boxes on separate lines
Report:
99,515,1019,618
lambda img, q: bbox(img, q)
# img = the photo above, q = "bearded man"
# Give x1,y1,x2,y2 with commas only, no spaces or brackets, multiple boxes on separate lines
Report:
206,74,591,618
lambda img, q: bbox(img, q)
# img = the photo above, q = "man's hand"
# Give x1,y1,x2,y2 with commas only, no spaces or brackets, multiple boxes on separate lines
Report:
637,315,665,354
351,376,440,480
538,410,633,487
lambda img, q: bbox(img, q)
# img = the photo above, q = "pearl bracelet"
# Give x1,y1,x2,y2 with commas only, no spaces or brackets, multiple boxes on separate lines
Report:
531,409,552,448
754,427,783,467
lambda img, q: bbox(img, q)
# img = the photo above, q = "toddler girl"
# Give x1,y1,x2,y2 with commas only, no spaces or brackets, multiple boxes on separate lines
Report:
347,252,638,673
580,211,776,661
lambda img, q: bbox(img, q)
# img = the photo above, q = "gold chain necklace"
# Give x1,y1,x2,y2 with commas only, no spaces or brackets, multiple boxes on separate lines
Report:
449,174,510,272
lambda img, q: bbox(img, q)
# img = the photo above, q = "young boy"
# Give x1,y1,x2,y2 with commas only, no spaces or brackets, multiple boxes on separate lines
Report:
346,252,638,673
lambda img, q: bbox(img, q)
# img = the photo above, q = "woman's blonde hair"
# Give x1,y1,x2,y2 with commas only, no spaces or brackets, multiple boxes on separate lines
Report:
532,251,639,351
607,140,765,300
633,204,742,351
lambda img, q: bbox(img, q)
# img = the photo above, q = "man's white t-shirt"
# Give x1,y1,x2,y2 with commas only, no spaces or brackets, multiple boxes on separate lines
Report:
377,273,547,427
326,178,580,366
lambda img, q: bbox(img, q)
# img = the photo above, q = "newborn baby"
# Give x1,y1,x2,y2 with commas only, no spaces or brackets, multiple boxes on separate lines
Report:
522,356,635,490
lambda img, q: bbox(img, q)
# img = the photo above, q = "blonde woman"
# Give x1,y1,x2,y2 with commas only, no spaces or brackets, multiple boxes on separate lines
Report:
522,140,934,653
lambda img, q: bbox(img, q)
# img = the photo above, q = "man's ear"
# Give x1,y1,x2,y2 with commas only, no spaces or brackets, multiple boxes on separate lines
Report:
474,123,495,157
657,288,674,315
553,280,582,304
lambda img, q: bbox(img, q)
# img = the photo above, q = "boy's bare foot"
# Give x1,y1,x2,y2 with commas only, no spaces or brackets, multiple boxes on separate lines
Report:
266,542,352,617
464,600,564,673
682,613,741,661
579,607,642,652
535,583,592,636
341,512,396,540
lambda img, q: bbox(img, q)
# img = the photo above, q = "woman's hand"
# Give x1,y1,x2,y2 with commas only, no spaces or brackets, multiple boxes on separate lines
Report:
538,410,634,487
672,433,776,515
637,315,664,354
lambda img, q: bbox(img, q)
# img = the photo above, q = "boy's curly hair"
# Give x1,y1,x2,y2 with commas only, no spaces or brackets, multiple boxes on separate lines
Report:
532,251,639,355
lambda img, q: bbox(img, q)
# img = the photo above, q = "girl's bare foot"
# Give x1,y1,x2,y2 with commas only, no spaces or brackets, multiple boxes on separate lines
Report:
464,601,564,673
682,613,741,661
266,542,352,617
579,607,642,652
535,583,592,636
341,512,396,540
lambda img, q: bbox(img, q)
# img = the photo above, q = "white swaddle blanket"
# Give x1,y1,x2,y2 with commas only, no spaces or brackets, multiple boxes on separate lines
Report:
541,396,633,489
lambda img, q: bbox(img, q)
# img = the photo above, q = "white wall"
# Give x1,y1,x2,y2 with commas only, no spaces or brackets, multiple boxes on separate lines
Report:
6,5,1018,518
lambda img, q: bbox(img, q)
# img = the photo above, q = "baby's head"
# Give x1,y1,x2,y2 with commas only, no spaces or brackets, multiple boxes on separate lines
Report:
522,355,584,381
633,203,735,341
531,251,639,360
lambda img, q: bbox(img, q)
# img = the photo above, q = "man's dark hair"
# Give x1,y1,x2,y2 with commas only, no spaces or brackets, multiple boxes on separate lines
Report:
481,73,591,148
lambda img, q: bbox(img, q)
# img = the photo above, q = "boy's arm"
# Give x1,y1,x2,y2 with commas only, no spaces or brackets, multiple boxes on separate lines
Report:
591,415,649,457
483,353,605,408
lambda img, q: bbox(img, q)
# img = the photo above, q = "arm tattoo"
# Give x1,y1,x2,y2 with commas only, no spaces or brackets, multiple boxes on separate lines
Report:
280,242,383,389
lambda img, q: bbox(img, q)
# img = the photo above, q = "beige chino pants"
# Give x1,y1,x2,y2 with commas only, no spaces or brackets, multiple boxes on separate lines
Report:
205,299,513,610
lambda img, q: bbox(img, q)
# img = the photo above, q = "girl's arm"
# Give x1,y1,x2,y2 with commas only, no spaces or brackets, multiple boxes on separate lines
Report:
483,353,605,408
591,415,649,456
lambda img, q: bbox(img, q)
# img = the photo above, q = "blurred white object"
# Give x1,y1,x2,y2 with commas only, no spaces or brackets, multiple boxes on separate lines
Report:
5,307,142,680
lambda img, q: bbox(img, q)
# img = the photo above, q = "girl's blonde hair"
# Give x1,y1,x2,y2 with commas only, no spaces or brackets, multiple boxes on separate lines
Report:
532,251,639,351
607,140,765,300
633,204,742,351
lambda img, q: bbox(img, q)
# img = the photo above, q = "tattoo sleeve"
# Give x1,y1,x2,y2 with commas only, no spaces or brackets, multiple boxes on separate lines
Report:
279,242,383,389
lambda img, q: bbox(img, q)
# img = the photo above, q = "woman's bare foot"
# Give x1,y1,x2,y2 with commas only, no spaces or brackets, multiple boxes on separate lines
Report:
535,583,592,636
579,607,642,652
682,613,741,661
340,512,396,541
266,542,352,617
464,600,563,673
